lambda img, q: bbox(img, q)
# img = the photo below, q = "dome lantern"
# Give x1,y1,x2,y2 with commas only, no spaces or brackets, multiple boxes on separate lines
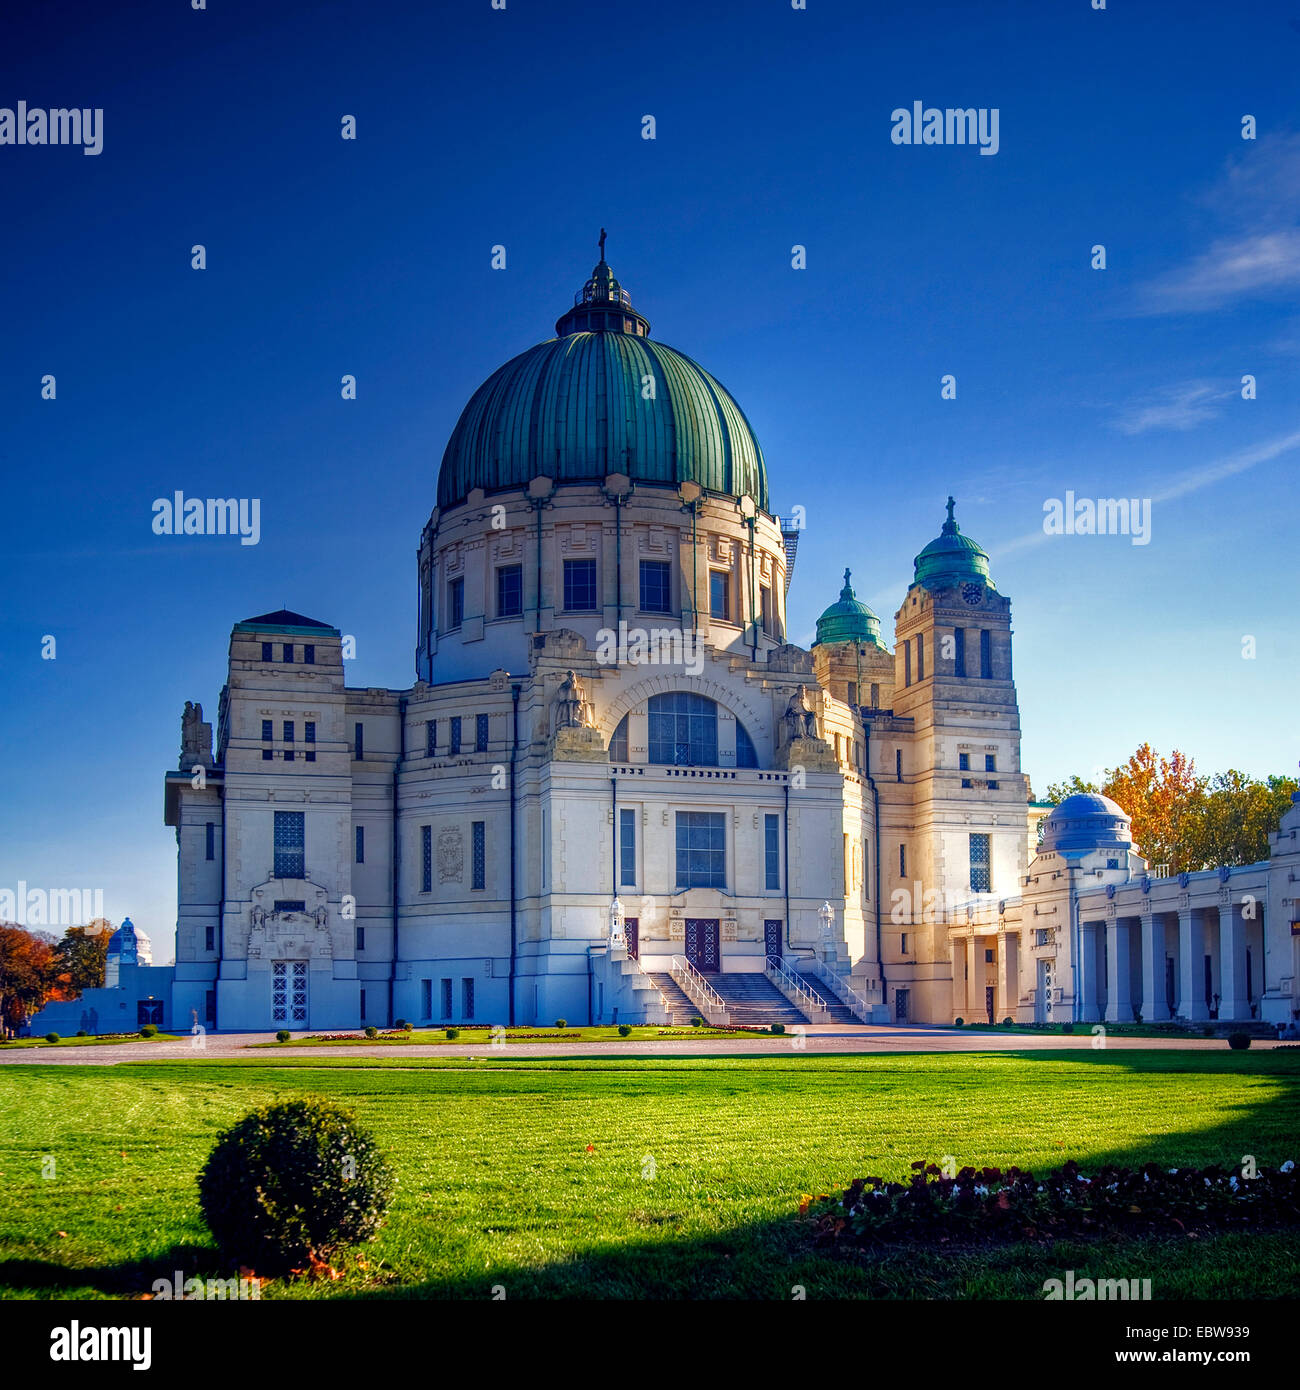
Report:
913,496,992,591
555,230,651,338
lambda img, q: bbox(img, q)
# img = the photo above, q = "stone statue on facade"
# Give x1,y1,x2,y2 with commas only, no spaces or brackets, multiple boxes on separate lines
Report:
180,700,213,770
783,684,818,742
554,669,591,731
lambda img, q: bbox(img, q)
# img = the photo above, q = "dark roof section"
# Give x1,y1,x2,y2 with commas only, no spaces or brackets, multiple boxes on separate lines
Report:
241,609,334,629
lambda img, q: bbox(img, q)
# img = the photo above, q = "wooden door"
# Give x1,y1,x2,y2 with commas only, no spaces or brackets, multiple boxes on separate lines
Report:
685,919,720,973
763,919,783,961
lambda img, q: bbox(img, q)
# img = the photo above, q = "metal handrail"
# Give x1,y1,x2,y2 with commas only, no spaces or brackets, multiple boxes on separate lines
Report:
623,947,671,1015
808,961,875,1023
670,955,726,1012
765,955,830,1016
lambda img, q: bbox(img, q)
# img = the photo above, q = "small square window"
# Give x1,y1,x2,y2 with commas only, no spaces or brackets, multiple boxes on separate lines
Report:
262,749,273,760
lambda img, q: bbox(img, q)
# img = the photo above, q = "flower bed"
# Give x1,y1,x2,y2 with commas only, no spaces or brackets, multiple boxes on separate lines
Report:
803,1158,1300,1245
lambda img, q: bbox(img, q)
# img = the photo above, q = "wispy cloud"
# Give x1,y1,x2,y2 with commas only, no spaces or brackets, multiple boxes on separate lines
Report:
1112,380,1235,435
1135,132,1300,315
989,427,1300,558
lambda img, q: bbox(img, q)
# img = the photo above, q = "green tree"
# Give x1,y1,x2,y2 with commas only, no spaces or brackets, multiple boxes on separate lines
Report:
52,920,113,997
1184,771,1299,868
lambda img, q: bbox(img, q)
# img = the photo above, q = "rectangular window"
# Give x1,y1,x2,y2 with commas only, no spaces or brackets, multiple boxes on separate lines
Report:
450,716,461,755
360,988,366,1019
355,925,365,951
354,722,364,758
675,810,726,889
917,633,925,681
205,925,215,952
282,643,293,663
970,832,991,893
619,807,636,887
261,642,272,662
421,825,432,892
261,719,273,742
447,577,465,630
895,749,903,782
283,720,294,742
421,978,432,1021
639,559,672,614
205,822,215,860
985,754,996,772
462,977,475,1020
476,713,489,752
870,682,880,708
962,779,972,789
959,752,970,771
426,719,437,757
904,639,912,687
954,627,966,678
759,584,773,636
1035,928,1050,947
497,564,523,618
988,781,999,790
263,749,274,760
284,750,295,763
901,932,909,954
304,644,315,665
764,813,780,891
709,570,730,620
563,557,597,611
899,843,906,878
440,978,453,1020
273,810,305,879
980,628,992,679
472,821,486,891
304,721,315,761
355,824,364,864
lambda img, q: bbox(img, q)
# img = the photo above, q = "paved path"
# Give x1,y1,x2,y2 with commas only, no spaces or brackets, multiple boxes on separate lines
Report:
0,1027,1281,1065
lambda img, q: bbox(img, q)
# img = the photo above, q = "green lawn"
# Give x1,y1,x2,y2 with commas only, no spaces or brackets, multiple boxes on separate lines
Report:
1,1050,1297,1300
255,1024,773,1046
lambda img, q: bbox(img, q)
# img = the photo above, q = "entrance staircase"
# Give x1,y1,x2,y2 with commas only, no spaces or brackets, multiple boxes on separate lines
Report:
791,971,860,1024
709,972,809,1028
647,973,702,1025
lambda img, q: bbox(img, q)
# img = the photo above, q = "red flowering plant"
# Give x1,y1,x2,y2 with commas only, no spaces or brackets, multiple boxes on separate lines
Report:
804,1158,1300,1245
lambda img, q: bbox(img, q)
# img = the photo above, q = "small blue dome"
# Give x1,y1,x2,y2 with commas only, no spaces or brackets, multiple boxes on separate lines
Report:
106,917,152,966
1042,793,1132,855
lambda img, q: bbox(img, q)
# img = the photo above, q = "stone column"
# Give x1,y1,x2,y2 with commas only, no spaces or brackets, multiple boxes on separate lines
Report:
1140,913,1168,1023
967,937,987,1020
1105,918,1133,1022
1178,908,1208,1021
998,931,1020,1022
1079,922,1104,1021
951,935,968,1020
1219,902,1250,1023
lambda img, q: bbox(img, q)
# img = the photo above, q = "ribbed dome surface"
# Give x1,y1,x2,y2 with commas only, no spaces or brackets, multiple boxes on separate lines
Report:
913,497,991,591
815,569,884,648
437,331,769,513
1042,793,1133,854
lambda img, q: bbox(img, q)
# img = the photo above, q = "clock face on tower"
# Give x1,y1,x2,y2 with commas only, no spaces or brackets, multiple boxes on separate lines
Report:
960,582,983,606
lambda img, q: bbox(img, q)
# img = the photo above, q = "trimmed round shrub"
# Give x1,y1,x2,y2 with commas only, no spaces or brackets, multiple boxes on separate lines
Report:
76,1029,87,1037
1002,1017,1013,1027
198,1098,395,1274
1060,1023,1074,1034
1227,1032,1252,1051
364,1025,378,1039
275,1030,291,1043
393,1019,407,1030
44,1032,60,1044
140,1024,158,1038
770,1022,785,1035
617,1023,632,1037
554,1018,567,1029
445,1027,459,1040
953,1018,964,1028
690,1016,704,1028
402,1021,413,1032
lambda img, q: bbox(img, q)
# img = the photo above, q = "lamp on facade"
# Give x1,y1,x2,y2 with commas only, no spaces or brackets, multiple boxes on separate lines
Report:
818,900,834,940
609,895,626,949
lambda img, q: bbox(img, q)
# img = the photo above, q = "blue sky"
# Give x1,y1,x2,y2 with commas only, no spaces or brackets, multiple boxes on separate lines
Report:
2,0,1298,956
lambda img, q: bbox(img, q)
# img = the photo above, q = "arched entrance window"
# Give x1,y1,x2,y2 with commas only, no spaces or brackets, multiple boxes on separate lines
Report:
608,693,760,768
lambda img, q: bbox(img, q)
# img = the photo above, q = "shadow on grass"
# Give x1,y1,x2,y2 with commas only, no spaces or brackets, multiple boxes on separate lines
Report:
0,1244,218,1298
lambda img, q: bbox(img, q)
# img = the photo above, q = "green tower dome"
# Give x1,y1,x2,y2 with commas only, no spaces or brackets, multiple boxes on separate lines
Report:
436,239,769,513
814,569,884,648
913,496,992,590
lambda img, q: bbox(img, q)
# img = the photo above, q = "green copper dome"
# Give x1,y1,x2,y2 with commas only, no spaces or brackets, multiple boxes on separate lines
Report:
815,569,884,648
913,497,992,590
437,244,769,513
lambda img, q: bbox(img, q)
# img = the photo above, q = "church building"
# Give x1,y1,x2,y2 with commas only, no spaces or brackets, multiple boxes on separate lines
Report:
153,246,1300,1034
